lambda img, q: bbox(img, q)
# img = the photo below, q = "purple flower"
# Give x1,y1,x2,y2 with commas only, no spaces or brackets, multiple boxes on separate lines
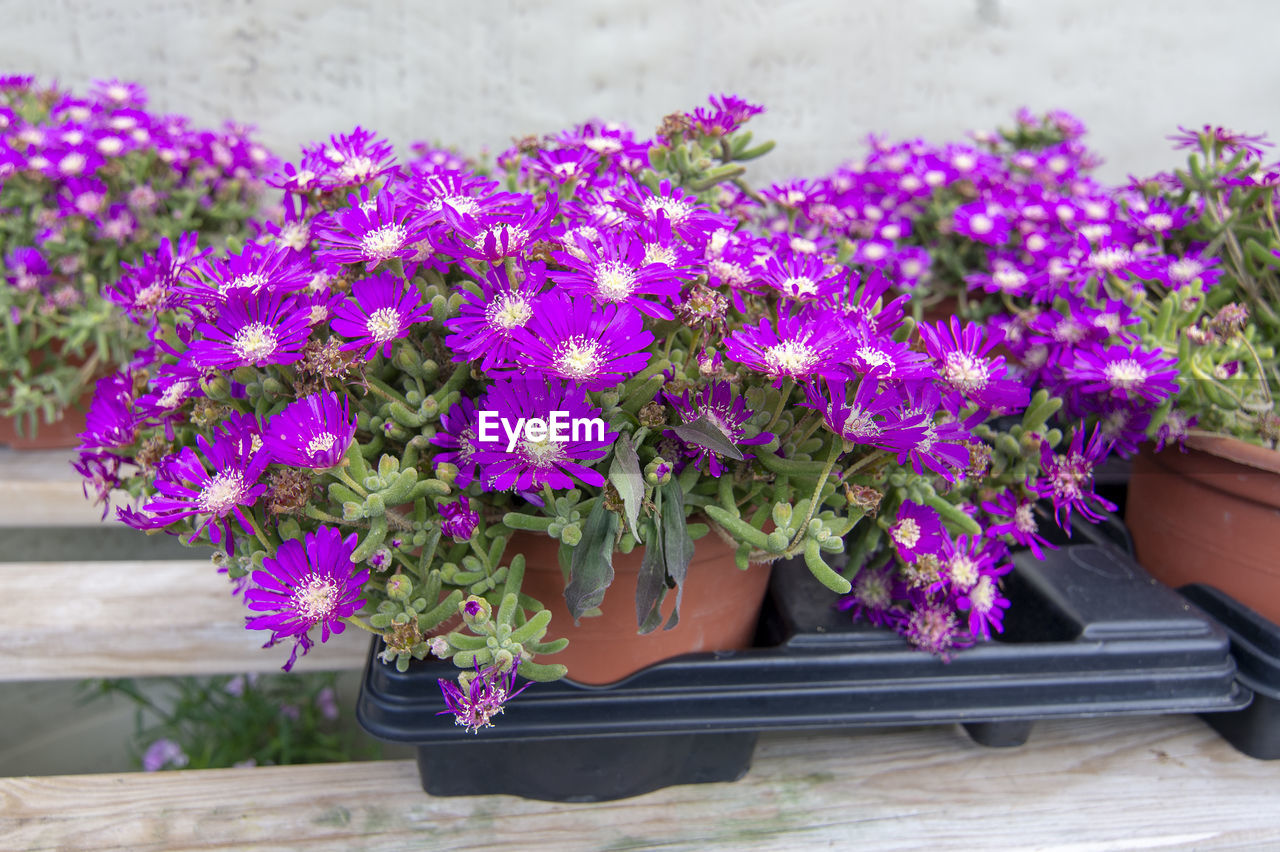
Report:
244,525,369,672
439,498,479,540
141,432,270,553
1035,425,1117,529
803,374,922,452
316,185,428,270
142,738,188,772
105,233,207,319
551,230,682,319
956,568,1012,641
184,241,313,306
724,307,858,384
663,381,773,477
77,369,138,450
473,376,618,492
432,396,482,489
315,686,340,721
512,291,653,391
186,290,313,369
444,262,545,369
264,391,356,469
837,562,901,629
330,273,432,360
888,501,945,561
894,384,975,479
757,253,844,302
903,598,967,657
981,491,1057,559
920,317,1030,413
437,662,530,733
1155,408,1197,453
1067,344,1180,407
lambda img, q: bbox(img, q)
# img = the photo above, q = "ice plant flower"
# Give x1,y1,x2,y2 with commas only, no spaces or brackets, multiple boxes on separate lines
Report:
887,501,946,561
919,317,1030,413
264,391,357,469
142,739,189,772
473,376,618,492
1036,426,1116,528
244,525,369,671
186,290,314,369
316,185,428,270
137,433,270,553
330,273,432,359
512,291,653,391
724,308,858,384
664,381,773,476
437,662,530,733
1067,344,1180,407
444,262,545,369
439,497,480,540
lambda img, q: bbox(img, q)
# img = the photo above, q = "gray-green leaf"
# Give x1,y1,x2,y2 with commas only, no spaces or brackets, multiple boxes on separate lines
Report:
659,479,695,630
670,414,744,461
608,433,644,543
563,499,620,623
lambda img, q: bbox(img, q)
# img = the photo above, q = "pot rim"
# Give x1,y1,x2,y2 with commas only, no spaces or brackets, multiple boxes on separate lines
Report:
1182,433,1280,476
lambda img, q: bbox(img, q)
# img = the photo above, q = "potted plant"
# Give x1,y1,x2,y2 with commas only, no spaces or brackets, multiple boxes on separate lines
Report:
78,96,1133,798
1103,126,1280,625
0,75,270,447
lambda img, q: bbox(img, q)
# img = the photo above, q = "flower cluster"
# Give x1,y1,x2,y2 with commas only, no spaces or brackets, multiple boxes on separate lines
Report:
0,75,271,436
78,96,1102,727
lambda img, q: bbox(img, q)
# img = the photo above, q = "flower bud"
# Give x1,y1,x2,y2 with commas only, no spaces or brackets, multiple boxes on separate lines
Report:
386,574,412,600
428,636,451,658
434,462,458,486
369,547,393,570
492,648,516,672
460,595,491,626
644,457,673,485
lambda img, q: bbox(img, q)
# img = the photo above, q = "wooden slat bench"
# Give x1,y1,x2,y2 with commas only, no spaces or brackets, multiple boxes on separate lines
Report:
1,450,1277,851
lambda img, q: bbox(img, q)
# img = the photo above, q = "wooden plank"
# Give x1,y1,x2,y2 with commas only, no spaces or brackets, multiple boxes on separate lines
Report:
0,448,123,527
0,559,369,680
0,715,1274,851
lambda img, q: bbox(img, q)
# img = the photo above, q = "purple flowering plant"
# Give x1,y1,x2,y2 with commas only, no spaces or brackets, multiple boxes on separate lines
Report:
0,75,271,436
78,95,1107,733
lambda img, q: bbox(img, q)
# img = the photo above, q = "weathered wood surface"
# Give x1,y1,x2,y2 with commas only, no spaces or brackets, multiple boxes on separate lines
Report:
0,448,121,527
0,559,368,680
1,714,1275,851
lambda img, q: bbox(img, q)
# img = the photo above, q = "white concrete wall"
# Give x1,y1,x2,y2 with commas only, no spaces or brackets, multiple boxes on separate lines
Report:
4,0,1279,185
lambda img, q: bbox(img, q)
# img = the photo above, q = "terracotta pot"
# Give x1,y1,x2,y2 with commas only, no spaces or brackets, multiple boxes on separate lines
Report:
1127,434,1280,625
510,529,774,685
0,399,90,450
0,341,100,450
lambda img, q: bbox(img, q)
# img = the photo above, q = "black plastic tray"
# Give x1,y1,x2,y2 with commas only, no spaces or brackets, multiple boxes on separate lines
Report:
1179,584,1280,760
357,530,1247,800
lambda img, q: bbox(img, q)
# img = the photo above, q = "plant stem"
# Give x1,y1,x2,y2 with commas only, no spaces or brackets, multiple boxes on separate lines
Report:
763,379,794,434
788,442,842,550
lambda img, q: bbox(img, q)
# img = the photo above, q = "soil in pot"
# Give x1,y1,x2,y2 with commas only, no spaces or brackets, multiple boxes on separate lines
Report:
509,528,774,685
1127,434,1280,626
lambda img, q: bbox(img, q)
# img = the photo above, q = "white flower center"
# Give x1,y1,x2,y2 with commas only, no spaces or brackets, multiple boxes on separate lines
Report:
1143,213,1173,232
764,340,819,376
1168,258,1203,282
893,518,922,549
780,276,818,297
554,337,604,379
197,469,247,514
339,156,376,183
1015,503,1037,534
943,352,990,394
861,243,888,261
366,307,404,343
992,266,1027,291
1104,358,1148,389
948,554,980,590
643,243,676,267
595,262,637,301
307,433,338,456
485,293,532,331
360,224,407,261
59,153,87,175
642,196,692,225
231,323,280,362
857,346,891,368
968,214,994,235
841,409,879,439
518,437,567,468
291,574,340,622
967,576,996,612
97,137,124,155
1087,247,1132,272
222,273,268,294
